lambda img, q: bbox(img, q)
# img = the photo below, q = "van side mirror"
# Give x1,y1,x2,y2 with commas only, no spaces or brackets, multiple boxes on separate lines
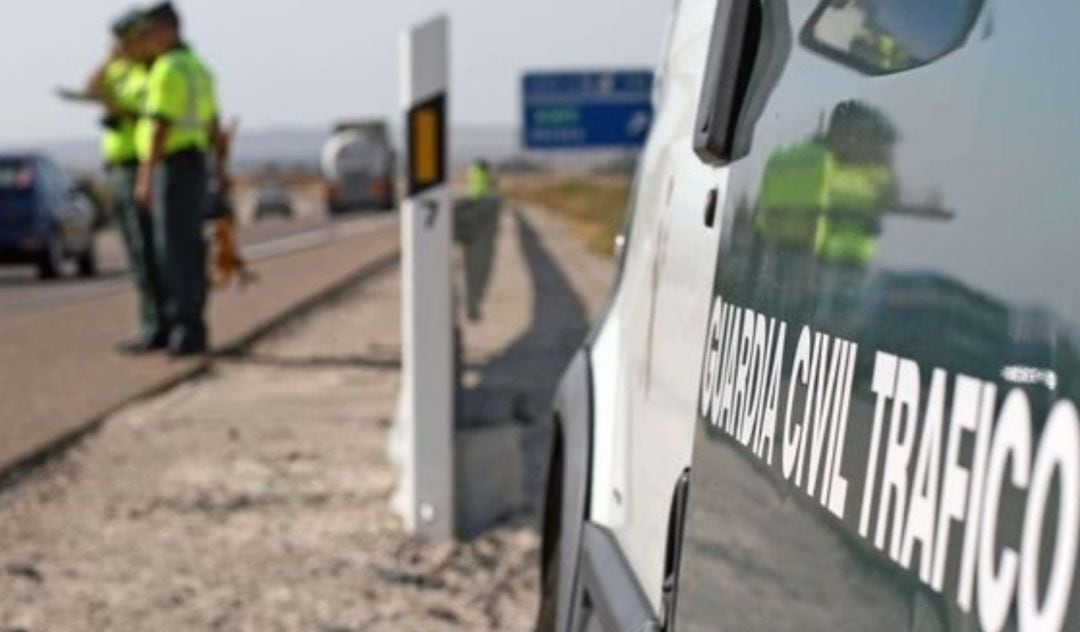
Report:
800,0,984,76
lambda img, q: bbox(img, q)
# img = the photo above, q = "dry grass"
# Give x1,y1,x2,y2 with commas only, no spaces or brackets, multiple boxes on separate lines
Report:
503,174,632,258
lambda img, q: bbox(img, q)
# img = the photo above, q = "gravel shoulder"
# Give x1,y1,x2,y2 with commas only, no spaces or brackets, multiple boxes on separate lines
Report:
0,207,612,632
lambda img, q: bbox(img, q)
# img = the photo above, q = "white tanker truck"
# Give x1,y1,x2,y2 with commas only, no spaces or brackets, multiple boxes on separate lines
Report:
320,120,397,215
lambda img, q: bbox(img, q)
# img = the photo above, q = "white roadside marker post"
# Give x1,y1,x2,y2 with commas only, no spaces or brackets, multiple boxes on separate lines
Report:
393,14,454,539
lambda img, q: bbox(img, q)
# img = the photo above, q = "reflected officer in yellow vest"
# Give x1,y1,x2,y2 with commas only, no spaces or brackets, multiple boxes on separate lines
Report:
812,101,898,331
134,2,226,356
814,101,898,268
751,101,897,320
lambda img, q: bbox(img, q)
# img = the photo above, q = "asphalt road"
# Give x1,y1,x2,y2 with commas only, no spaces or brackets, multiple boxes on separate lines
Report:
0,209,400,474
0,182,366,319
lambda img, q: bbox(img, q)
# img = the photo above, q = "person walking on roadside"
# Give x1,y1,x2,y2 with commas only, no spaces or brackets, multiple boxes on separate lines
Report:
134,2,226,356
466,159,496,200
60,9,168,353
458,159,500,321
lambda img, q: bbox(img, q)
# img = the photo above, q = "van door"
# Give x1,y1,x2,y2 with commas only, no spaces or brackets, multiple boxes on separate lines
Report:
677,0,1080,630
570,0,723,627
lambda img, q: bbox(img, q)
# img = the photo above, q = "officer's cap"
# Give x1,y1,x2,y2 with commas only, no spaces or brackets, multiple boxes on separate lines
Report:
111,8,146,38
144,2,181,28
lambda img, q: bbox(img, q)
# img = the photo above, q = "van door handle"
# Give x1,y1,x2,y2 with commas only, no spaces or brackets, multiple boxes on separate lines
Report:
693,0,762,165
659,469,691,630
703,188,719,228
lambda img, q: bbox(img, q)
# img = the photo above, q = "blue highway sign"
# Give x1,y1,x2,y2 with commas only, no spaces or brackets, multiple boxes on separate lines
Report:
522,70,654,149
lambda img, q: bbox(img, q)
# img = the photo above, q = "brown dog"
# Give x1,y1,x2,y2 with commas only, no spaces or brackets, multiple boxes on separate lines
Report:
208,117,256,288
210,215,256,288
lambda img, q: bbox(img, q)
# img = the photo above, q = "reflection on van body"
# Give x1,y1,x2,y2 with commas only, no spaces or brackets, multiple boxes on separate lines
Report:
676,0,1080,629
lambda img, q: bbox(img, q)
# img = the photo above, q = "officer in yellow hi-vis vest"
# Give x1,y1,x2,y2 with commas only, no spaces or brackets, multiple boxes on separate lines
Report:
456,159,500,320
134,2,225,356
467,159,495,199
811,101,898,331
58,10,167,353
751,101,897,319
813,101,898,268
105,11,170,353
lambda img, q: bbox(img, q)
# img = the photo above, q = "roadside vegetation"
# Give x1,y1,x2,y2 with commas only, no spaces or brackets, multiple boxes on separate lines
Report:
503,174,632,258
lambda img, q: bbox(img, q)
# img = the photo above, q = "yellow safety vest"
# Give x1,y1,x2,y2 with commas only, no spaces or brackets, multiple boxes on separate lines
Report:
815,162,892,265
755,140,893,264
467,164,495,198
755,142,832,248
101,59,147,164
136,46,217,160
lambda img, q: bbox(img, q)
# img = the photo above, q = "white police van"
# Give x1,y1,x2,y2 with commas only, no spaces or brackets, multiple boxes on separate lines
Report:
539,0,1080,630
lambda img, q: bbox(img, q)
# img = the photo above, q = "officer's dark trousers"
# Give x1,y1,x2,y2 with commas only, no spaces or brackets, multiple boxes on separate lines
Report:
109,162,167,342
153,150,208,350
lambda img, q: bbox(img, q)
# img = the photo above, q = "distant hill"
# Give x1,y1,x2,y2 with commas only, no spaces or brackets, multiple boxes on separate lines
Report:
15,123,637,178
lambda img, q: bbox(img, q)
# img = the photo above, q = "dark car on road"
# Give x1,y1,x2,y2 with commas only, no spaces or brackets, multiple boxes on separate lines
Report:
0,154,96,279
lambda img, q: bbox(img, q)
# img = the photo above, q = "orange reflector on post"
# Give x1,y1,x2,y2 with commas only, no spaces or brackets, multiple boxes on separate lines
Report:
413,109,438,182
407,93,446,195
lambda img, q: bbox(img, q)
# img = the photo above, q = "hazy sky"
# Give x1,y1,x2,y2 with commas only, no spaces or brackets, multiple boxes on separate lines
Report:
0,0,671,146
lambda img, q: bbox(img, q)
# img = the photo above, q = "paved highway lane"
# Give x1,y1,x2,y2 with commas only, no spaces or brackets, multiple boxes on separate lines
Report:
0,213,399,473
0,180,375,318
0,212,392,318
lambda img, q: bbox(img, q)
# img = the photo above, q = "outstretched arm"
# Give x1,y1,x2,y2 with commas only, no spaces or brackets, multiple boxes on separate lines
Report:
57,51,120,109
